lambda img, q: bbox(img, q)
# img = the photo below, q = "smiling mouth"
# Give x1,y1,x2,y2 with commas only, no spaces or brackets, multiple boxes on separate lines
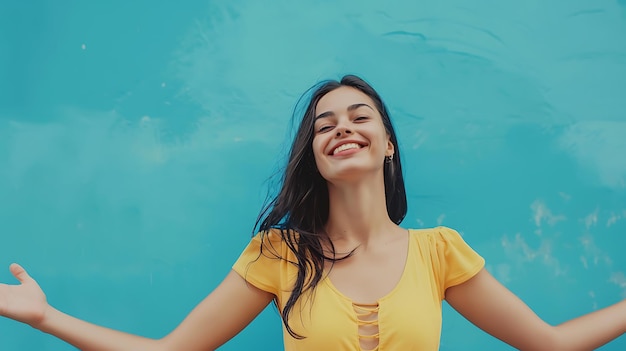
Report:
332,142,363,155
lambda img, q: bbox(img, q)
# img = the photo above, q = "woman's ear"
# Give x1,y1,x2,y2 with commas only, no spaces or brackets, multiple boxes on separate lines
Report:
386,139,395,157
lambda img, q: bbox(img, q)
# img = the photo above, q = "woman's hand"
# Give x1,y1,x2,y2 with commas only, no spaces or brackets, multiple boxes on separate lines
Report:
0,263,49,328
0,265,274,350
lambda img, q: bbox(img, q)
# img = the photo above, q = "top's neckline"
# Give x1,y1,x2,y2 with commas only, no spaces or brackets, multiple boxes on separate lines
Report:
323,229,413,305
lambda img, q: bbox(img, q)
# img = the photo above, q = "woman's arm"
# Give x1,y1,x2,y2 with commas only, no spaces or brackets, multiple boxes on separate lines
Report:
445,268,626,351
1,264,274,351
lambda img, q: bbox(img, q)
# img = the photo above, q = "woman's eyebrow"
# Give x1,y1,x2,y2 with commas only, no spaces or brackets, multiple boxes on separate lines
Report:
314,103,375,121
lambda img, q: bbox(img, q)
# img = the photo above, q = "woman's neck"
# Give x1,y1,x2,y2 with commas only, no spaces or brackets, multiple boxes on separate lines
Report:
324,175,398,248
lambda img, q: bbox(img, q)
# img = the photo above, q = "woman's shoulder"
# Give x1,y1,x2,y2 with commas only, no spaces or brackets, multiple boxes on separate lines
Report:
408,226,463,239
249,227,299,257
407,226,477,251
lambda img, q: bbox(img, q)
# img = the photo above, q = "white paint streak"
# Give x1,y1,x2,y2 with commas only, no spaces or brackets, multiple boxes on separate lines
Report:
531,200,566,227
584,209,599,229
436,214,445,225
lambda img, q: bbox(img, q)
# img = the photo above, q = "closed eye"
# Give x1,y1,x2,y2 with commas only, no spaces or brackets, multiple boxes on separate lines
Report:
317,125,334,133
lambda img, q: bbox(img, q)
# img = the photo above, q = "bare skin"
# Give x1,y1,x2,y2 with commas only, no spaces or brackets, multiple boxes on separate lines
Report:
0,86,624,350
0,265,273,351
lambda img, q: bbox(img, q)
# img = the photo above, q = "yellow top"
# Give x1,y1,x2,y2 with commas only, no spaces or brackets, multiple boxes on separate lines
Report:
232,226,485,351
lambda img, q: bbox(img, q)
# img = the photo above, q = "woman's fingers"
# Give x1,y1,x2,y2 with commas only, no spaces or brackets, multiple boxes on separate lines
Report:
9,263,31,284
0,264,48,326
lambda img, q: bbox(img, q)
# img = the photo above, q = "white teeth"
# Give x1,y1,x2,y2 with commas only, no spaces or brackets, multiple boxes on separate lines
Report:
333,143,361,155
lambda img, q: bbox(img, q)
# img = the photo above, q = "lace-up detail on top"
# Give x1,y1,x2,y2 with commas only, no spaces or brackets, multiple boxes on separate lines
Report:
353,302,380,351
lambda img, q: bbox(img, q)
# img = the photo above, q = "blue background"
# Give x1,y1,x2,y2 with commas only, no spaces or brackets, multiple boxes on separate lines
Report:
1,0,625,350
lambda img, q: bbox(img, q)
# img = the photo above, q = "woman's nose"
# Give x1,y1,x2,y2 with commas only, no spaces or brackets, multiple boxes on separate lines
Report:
335,125,353,137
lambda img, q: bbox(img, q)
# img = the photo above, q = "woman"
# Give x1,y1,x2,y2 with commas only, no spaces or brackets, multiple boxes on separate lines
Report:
0,75,624,350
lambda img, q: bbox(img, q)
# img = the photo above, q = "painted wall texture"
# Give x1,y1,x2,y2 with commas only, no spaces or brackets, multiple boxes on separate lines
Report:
1,0,625,350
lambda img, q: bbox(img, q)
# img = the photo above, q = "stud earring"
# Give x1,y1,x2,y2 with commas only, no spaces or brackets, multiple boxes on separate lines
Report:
385,154,394,163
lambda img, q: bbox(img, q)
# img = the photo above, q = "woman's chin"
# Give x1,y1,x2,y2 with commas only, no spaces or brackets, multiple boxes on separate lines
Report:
322,165,384,184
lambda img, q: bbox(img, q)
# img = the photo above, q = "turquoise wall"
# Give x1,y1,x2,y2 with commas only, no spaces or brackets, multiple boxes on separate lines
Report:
1,0,625,350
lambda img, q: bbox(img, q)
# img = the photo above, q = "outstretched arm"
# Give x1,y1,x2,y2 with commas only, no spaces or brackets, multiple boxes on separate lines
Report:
445,268,626,351
0,264,274,351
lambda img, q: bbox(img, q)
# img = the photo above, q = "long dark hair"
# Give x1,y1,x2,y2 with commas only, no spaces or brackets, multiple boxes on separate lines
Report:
254,75,407,338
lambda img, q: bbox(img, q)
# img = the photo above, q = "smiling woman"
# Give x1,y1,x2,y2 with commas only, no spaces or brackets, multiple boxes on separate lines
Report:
0,75,625,351
313,87,395,181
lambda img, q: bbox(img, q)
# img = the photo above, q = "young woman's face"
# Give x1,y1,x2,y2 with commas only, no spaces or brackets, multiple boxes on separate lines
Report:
312,86,394,183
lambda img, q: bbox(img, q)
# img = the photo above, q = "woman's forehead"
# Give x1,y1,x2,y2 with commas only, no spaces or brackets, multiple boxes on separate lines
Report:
315,87,376,115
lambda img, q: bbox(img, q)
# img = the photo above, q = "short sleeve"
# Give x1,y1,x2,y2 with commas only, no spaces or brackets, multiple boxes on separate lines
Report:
434,226,485,295
232,231,286,296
